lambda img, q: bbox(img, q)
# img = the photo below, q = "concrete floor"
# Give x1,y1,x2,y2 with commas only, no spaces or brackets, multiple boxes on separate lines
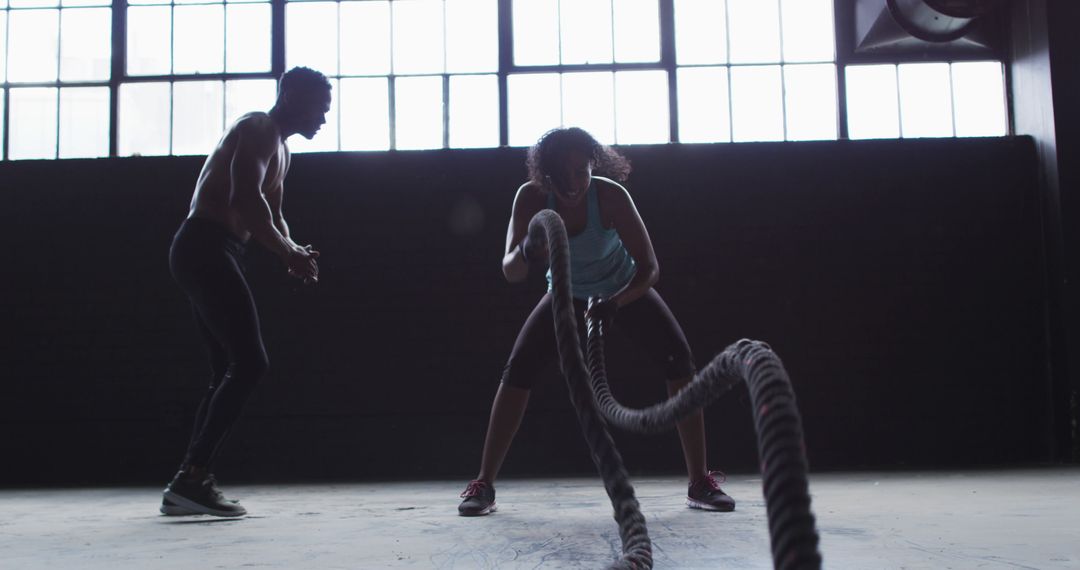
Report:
1,469,1077,569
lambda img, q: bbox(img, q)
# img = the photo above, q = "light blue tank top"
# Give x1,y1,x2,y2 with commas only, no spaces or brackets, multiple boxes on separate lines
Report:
546,181,637,300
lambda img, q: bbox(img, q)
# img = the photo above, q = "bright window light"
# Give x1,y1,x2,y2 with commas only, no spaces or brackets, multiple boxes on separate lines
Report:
512,0,559,66
446,0,498,73
784,64,837,141
0,14,7,82
395,75,444,150
560,0,613,65
898,62,953,138
173,81,225,156
340,1,391,75
8,9,60,83
613,0,660,63
392,0,444,75
727,0,781,64
59,86,110,158
0,90,5,160
730,65,784,142
340,77,390,151
60,8,111,82
225,79,277,126
615,70,668,144
119,82,171,157
845,64,900,140
127,6,171,75
508,73,561,147
286,2,338,76
677,66,731,143
174,5,224,74
951,61,1007,137
226,3,271,72
10,0,57,7
289,78,340,154
562,72,615,144
781,0,834,63
9,88,58,160
675,0,727,65
450,74,499,149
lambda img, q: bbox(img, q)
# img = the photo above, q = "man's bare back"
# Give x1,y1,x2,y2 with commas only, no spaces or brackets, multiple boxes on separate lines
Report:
188,112,288,244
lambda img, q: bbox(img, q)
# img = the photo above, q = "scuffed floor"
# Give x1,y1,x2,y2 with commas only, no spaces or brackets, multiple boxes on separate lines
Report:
1,469,1077,569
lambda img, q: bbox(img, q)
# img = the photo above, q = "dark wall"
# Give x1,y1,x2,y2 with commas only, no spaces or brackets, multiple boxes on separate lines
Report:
1011,0,1080,461
0,137,1050,485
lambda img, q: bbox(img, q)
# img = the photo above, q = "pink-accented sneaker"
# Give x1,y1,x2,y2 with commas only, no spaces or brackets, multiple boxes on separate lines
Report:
458,480,497,516
687,471,735,512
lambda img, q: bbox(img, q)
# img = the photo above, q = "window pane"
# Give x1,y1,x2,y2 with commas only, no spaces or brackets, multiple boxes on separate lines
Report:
450,74,498,149
898,62,953,138
677,66,730,143
225,79,277,126
674,0,726,65
615,70,668,144
845,64,899,140
513,0,558,66
175,5,224,74
120,82,171,157
286,2,338,76
59,86,109,158
62,0,111,6
562,72,615,144
446,0,497,73
340,77,390,151
0,13,7,82
173,81,225,156
289,78,339,153
727,0,781,64
10,0,57,7
9,88,58,160
784,64,837,141
127,6,171,75
393,0,443,75
613,0,660,63
340,1,391,75
951,61,1006,137
9,9,59,82
781,0,834,63
560,0,613,64
730,65,784,142
508,73,560,147
395,75,443,150
227,3,271,72
60,8,111,82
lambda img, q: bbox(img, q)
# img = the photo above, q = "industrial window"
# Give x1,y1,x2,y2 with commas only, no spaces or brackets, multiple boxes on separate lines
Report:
0,0,1011,160
2,0,112,159
284,0,499,153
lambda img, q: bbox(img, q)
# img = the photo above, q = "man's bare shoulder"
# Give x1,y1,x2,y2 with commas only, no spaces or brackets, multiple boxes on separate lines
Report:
230,112,281,156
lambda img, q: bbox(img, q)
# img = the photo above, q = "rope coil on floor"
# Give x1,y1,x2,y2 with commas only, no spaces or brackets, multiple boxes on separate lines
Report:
529,209,822,569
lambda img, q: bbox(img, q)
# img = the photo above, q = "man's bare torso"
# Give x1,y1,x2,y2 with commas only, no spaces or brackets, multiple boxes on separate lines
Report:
188,112,289,242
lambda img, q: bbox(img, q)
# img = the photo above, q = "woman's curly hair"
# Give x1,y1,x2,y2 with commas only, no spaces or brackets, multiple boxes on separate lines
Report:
526,127,631,190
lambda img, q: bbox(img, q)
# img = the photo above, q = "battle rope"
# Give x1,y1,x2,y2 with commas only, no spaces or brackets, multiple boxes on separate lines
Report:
528,209,821,569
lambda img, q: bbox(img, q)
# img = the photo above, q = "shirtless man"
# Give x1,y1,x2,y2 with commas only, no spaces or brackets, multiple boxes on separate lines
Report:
161,67,330,517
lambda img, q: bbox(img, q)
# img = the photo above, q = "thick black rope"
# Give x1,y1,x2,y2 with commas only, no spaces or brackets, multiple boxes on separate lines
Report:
529,209,822,569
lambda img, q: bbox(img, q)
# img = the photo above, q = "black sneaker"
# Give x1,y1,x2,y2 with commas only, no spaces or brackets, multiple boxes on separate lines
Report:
687,471,736,512
160,488,240,515
458,480,497,516
163,471,247,517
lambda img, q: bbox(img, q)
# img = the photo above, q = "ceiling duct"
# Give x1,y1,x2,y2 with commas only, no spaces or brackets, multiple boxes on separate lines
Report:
855,0,1000,53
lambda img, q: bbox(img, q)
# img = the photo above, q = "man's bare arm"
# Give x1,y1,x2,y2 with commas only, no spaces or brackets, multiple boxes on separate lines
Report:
230,121,318,281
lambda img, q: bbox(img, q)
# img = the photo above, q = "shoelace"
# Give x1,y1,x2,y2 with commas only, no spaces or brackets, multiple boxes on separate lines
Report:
460,480,488,498
203,474,225,500
697,470,727,491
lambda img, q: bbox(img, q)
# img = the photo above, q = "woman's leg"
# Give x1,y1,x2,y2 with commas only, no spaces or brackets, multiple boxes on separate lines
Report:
476,383,531,483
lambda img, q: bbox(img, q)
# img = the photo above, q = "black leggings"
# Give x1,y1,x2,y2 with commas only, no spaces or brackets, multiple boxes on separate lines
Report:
169,217,268,469
501,288,696,389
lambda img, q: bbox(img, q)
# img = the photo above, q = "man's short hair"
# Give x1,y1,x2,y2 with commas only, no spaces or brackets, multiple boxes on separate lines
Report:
278,66,332,98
